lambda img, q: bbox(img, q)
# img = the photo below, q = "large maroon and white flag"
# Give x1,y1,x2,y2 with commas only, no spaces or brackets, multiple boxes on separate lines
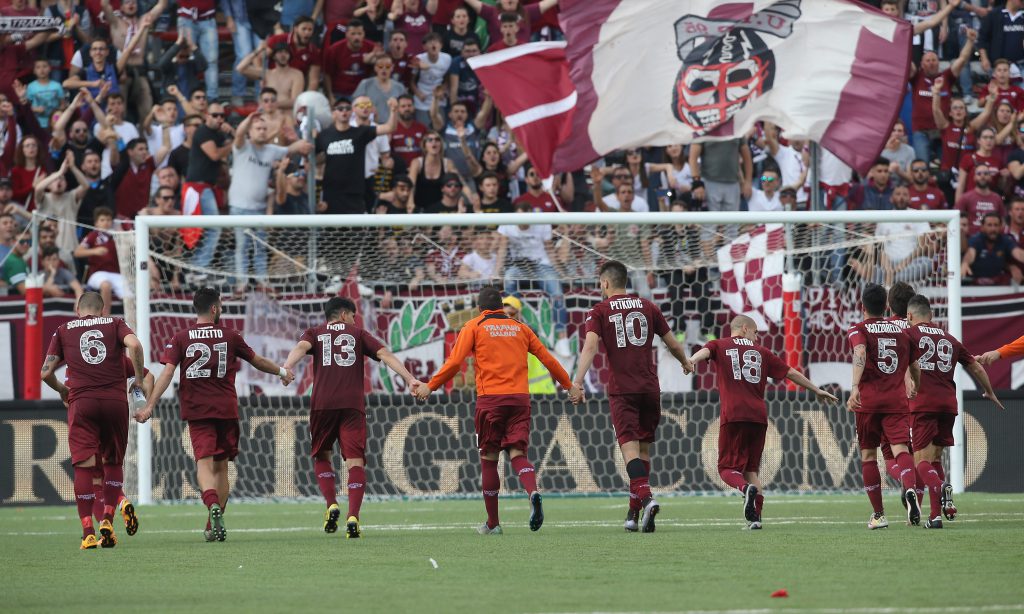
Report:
467,42,576,179
718,224,786,330
473,0,911,175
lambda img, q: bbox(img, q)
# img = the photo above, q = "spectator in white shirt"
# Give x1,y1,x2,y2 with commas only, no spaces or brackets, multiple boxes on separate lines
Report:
747,169,783,212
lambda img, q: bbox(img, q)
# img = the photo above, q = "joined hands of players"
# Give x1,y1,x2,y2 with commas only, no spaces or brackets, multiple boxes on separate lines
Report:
567,383,584,405
134,402,154,424
975,350,1001,366
279,367,296,387
412,382,432,401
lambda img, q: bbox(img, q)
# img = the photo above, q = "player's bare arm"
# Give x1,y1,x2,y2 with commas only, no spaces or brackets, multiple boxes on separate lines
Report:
136,362,177,423
848,343,866,411
907,360,921,399
281,340,314,385
965,361,1005,410
687,347,712,365
570,332,602,404
123,333,147,397
784,368,839,405
376,347,423,390
40,355,69,404
660,332,694,375
248,354,295,386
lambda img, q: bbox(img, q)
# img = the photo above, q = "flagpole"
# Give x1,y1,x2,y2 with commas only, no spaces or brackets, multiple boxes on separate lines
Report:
810,142,821,212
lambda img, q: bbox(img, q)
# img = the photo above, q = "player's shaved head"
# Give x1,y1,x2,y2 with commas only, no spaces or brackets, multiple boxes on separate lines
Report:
906,294,932,320
730,314,758,340
478,286,503,311
887,281,916,318
193,287,221,316
598,260,628,292
862,283,887,318
325,296,357,321
77,291,104,315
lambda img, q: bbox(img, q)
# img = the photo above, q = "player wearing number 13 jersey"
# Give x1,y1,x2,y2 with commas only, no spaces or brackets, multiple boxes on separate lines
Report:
282,297,421,539
137,288,292,542
905,294,1003,528
689,315,836,529
573,261,693,534
41,292,146,550
847,283,923,529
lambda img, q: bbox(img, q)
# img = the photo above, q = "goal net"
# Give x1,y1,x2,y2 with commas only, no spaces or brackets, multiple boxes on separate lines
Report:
127,210,961,503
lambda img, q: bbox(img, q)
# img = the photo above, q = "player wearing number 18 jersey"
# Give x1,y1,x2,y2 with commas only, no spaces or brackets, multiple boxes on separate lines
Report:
572,261,693,533
905,295,1003,528
847,283,922,529
41,292,146,549
137,288,292,542
689,315,837,529
282,297,422,538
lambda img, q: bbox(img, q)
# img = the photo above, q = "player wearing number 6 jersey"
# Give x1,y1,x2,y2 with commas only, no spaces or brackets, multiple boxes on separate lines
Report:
848,283,922,529
689,315,837,529
41,292,146,550
572,261,694,534
136,288,293,542
282,297,423,538
905,295,1003,528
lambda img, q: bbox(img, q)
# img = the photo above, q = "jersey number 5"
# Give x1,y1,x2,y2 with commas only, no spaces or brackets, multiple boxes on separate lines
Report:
877,337,899,374
609,312,648,348
185,342,227,379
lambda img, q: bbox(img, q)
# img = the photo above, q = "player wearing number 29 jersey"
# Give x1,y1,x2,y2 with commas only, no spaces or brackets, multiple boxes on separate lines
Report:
574,261,693,534
847,283,923,529
138,288,291,542
283,296,421,538
690,314,836,529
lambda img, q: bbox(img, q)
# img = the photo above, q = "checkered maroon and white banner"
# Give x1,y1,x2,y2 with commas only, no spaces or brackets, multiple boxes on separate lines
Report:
717,224,786,330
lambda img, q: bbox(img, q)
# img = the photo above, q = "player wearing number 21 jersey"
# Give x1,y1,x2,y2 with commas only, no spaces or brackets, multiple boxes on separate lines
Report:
689,314,836,529
282,296,422,539
572,260,693,534
136,288,292,542
904,294,1003,528
847,283,923,530
41,291,146,550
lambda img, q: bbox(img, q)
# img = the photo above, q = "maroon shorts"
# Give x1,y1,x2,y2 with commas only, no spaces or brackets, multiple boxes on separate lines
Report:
717,421,767,474
68,396,129,465
309,409,367,460
475,394,531,455
188,419,240,461
855,412,910,450
911,412,956,451
609,392,661,446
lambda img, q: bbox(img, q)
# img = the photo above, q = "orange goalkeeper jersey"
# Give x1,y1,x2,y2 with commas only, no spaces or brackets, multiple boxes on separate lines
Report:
997,334,1024,359
428,309,572,396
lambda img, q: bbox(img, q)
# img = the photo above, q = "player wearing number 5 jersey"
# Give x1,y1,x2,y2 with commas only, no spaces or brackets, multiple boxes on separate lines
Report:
847,283,922,529
572,261,694,534
905,295,1003,528
282,297,423,539
136,288,293,542
689,315,837,529
41,292,146,550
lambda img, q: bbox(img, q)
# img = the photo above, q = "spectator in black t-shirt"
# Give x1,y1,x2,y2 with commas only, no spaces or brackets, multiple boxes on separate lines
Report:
184,102,233,271
476,171,513,214
314,96,400,214
275,157,311,215
168,114,202,179
962,212,1024,284
422,172,468,214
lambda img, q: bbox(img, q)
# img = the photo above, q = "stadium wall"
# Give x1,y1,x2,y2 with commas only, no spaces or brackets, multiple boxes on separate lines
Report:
2,392,1021,506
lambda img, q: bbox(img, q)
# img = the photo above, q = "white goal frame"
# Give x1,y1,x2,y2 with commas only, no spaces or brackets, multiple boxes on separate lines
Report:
133,210,963,504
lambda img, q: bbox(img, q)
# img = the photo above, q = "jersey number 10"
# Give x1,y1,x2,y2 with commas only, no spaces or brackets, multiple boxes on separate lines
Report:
609,312,649,348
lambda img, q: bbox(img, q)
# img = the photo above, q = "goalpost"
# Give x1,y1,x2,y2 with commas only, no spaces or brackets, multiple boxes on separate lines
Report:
129,210,962,505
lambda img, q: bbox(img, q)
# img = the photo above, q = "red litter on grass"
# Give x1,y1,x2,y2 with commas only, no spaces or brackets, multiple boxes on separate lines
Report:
771,589,789,598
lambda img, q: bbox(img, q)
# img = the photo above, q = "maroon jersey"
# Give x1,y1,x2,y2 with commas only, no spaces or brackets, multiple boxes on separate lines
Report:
515,191,561,213
939,124,975,171
159,324,256,421
584,294,669,395
910,68,952,133
79,230,120,275
907,323,975,414
388,120,427,165
847,318,912,413
323,39,374,96
907,185,947,210
299,322,384,412
704,337,790,424
957,190,1006,235
47,316,134,402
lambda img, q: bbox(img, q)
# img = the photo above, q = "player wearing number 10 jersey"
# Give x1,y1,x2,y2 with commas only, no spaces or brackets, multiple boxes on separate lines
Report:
573,261,694,534
847,283,922,529
282,297,422,539
137,288,292,542
689,315,837,529
41,292,146,550
905,294,1003,528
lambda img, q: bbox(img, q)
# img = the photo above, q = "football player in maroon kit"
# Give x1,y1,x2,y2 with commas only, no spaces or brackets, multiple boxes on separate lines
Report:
135,288,293,542
41,292,147,549
571,260,694,533
847,283,922,529
282,296,422,538
689,315,837,529
905,294,1003,528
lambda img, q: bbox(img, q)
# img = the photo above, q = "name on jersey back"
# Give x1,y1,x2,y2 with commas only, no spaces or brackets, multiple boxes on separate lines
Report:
66,317,114,329
189,328,224,339
864,322,903,334
483,323,518,337
608,298,644,310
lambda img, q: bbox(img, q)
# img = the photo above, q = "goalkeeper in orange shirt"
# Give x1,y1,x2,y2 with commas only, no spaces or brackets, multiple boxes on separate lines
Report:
976,334,1024,365
414,287,581,534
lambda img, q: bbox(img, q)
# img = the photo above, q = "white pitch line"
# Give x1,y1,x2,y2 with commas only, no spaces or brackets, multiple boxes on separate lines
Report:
534,605,1024,614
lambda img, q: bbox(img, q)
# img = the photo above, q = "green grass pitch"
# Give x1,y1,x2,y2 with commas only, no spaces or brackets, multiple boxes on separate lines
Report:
4,494,1023,613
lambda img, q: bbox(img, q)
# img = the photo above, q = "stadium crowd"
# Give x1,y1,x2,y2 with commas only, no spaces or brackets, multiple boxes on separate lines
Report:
0,0,1023,312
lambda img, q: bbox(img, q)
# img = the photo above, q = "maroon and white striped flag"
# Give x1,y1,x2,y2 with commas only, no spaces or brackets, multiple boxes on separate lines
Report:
467,42,576,179
471,0,911,175
717,224,786,330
